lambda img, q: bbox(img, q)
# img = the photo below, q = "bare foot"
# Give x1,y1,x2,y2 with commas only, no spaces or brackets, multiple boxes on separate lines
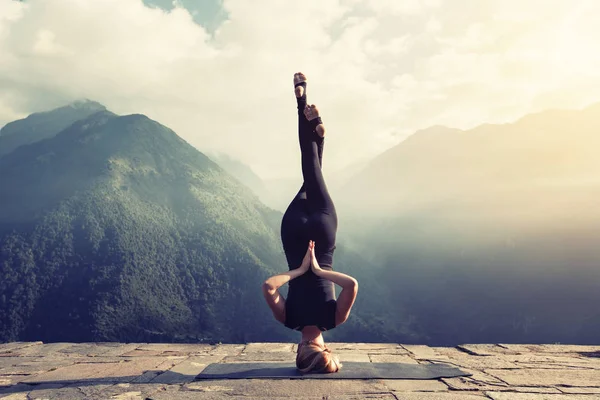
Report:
304,104,326,138
294,72,307,98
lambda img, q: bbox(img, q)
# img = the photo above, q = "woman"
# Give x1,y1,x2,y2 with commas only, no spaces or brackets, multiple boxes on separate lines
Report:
262,72,359,373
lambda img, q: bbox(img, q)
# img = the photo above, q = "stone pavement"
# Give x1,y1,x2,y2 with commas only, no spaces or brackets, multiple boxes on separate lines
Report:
1,342,599,399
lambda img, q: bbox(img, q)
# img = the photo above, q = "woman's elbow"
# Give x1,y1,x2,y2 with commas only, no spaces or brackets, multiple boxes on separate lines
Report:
262,280,275,294
349,278,358,293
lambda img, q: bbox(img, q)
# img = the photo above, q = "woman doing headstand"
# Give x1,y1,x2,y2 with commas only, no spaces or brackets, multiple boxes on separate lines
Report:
262,72,359,374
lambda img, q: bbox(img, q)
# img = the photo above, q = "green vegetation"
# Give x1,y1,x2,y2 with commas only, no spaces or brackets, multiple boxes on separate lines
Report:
0,109,289,343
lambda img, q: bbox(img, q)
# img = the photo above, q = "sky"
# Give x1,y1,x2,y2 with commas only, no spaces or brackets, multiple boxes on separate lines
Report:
1,0,600,179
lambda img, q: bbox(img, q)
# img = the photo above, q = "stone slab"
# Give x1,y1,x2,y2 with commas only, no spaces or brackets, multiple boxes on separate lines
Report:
19,357,166,385
327,343,409,354
441,368,505,386
0,359,24,370
85,382,166,399
0,362,64,376
557,387,600,394
499,344,600,354
442,376,562,393
401,345,441,360
151,356,223,384
457,344,519,356
121,349,187,357
84,357,168,383
136,343,215,354
208,344,245,356
94,343,141,357
503,354,600,370
485,368,600,387
434,355,519,370
0,343,42,355
0,343,73,358
57,343,116,357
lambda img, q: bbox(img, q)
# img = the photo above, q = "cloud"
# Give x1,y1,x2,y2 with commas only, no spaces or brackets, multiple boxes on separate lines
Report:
1,0,600,180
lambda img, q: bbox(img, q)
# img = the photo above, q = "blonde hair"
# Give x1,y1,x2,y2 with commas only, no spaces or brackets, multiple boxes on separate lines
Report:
296,341,342,374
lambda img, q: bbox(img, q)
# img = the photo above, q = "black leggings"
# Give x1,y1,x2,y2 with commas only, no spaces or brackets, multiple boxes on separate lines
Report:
280,91,338,331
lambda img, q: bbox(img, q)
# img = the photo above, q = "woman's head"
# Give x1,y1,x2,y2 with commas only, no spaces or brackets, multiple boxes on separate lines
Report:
296,341,341,373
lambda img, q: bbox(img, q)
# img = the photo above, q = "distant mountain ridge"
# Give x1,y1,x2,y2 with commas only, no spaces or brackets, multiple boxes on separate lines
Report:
0,99,106,157
340,102,600,217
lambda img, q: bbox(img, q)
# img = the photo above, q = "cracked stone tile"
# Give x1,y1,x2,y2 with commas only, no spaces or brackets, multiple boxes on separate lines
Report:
382,379,448,392
441,376,562,394
442,367,506,385
485,368,600,387
94,344,141,357
442,376,507,391
508,355,600,370
430,355,519,370
499,344,600,354
70,382,115,398
120,349,187,357
89,382,167,399
57,344,117,357
136,343,215,354
457,344,519,356
327,343,408,353
12,385,87,400
0,343,43,355
84,358,171,384
1,343,73,358
486,392,597,400
208,344,245,356
20,357,167,385
557,386,600,394
0,362,67,376
151,356,223,384
401,345,441,360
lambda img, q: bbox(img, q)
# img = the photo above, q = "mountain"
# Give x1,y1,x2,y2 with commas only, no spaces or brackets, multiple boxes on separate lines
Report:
208,152,269,203
335,103,600,346
0,106,289,343
340,104,600,220
0,99,106,157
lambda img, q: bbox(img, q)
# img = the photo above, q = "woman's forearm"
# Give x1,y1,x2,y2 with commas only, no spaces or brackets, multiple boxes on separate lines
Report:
263,268,306,294
315,269,358,290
